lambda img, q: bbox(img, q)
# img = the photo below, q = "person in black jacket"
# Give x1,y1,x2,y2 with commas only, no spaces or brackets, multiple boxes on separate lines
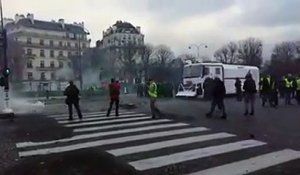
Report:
64,81,82,120
235,78,242,101
243,73,257,116
206,77,227,119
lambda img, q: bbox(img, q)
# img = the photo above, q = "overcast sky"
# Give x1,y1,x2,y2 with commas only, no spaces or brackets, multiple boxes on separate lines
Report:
3,0,300,60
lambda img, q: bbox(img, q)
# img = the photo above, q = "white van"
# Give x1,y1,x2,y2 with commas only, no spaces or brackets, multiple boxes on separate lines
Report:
176,62,260,98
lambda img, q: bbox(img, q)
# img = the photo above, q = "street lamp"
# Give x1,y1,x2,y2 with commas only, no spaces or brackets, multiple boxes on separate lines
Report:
78,30,90,90
0,0,13,115
188,43,208,60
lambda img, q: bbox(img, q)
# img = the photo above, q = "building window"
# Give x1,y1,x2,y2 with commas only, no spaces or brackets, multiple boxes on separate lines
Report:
40,72,46,80
59,41,63,47
49,40,54,47
51,72,55,80
40,50,45,57
27,38,32,44
59,51,64,57
27,60,33,68
40,60,45,68
75,43,78,48
27,49,32,55
50,50,55,58
68,52,72,57
82,43,87,48
27,72,33,80
215,68,221,75
67,42,71,47
50,61,55,68
40,39,44,46
59,61,64,68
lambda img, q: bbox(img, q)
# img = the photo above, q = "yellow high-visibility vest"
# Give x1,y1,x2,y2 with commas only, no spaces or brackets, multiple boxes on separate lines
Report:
297,79,300,90
285,78,293,88
148,82,158,98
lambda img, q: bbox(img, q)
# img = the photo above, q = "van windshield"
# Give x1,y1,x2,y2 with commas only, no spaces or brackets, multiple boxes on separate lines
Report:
183,65,203,78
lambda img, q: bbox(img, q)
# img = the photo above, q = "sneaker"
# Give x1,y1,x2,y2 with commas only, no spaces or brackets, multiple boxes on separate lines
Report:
250,112,254,116
244,111,249,116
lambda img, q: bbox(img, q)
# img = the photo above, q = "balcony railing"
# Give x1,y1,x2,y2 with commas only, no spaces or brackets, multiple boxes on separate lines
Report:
36,66,59,71
24,54,37,59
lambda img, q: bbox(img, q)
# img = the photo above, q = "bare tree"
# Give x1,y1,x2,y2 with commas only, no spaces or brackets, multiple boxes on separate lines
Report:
271,41,296,62
140,44,154,80
214,46,229,63
238,37,263,67
214,42,239,64
178,54,197,63
152,45,175,67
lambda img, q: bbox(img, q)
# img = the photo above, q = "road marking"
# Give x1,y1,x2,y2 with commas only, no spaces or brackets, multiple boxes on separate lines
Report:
16,121,185,148
64,115,148,127
189,149,300,175
18,127,208,157
56,112,136,122
108,133,235,156
129,140,266,171
58,113,145,124
74,120,184,133
49,110,127,118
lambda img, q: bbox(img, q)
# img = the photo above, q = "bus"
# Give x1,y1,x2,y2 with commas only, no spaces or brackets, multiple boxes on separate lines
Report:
176,62,260,98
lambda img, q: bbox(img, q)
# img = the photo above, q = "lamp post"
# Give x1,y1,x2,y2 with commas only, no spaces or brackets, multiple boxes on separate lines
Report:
77,31,90,90
0,0,12,114
188,43,208,61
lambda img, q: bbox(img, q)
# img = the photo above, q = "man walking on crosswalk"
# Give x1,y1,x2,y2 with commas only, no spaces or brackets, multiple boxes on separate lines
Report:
107,79,121,117
64,81,82,121
148,78,161,119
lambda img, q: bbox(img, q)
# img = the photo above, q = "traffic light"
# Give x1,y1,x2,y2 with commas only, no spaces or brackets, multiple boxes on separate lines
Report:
2,68,11,77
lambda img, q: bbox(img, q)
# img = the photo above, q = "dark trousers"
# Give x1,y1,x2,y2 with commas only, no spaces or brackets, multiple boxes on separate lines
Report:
150,98,160,118
261,92,274,107
236,90,242,101
107,99,119,117
68,101,82,120
296,90,300,105
244,93,255,113
285,90,292,105
208,97,226,116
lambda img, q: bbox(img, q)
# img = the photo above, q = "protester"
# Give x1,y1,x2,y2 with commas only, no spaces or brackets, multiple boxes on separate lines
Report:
148,78,161,119
107,79,121,117
235,78,242,101
243,73,257,116
206,77,227,119
64,81,82,120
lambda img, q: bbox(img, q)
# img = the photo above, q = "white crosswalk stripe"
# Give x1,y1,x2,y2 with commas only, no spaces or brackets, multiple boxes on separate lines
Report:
58,113,144,124
188,149,300,175
56,111,136,122
16,111,300,174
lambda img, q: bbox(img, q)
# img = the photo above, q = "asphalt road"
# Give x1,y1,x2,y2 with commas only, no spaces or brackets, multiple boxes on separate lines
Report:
1,95,300,175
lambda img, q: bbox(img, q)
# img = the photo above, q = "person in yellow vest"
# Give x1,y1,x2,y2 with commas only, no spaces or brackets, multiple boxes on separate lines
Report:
148,78,161,119
260,75,275,107
296,76,300,105
284,74,294,105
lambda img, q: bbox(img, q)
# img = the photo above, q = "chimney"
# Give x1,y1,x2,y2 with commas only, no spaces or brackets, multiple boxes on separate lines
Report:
58,18,65,29
26,13,34,24
136,26,141,33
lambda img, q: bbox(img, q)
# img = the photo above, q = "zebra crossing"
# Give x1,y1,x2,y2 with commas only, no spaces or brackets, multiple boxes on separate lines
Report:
16,110,300,174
